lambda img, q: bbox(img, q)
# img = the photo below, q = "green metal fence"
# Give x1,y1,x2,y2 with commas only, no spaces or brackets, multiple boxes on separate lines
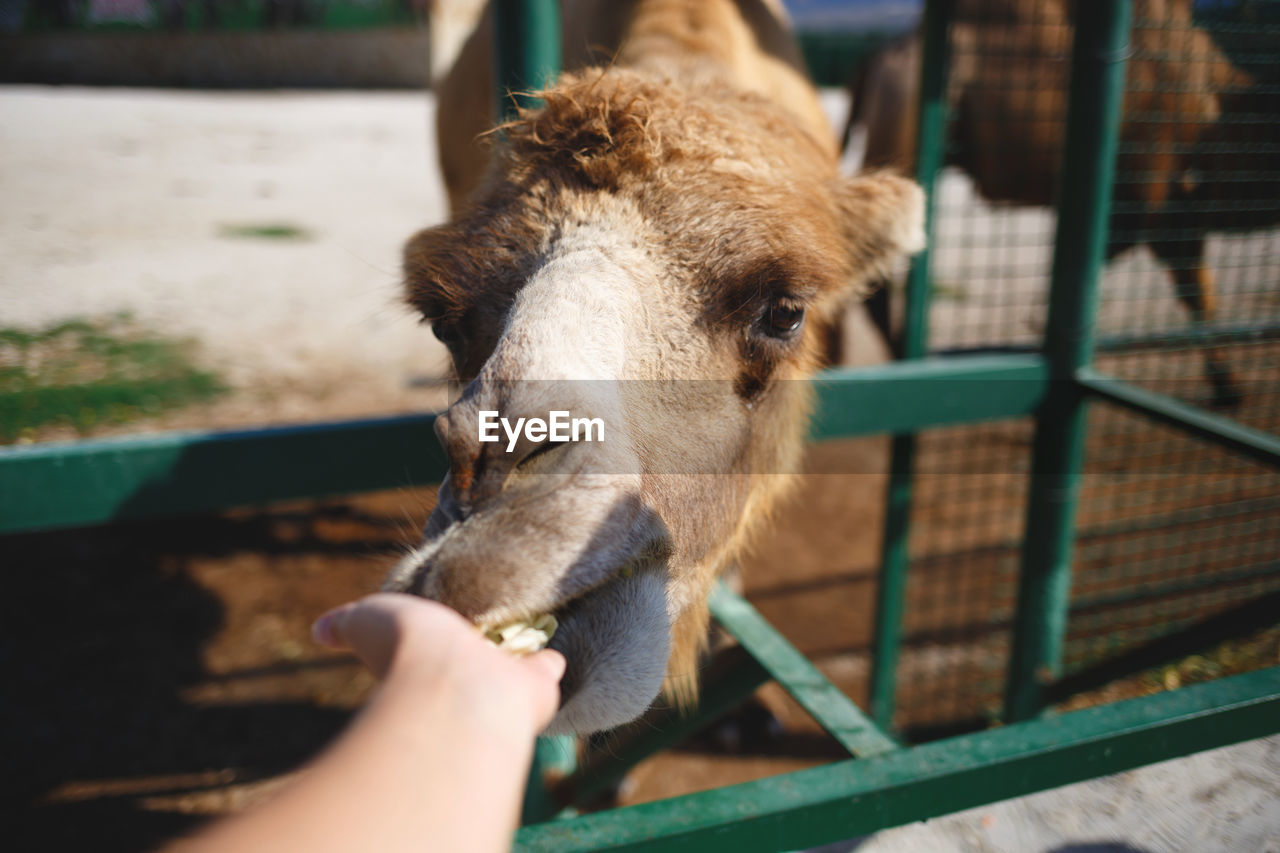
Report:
859,0,1280,740
2,0,1278,849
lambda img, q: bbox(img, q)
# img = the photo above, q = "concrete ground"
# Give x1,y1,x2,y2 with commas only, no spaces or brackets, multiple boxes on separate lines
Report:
2,86,1276,851
826,735,1280,853
0,85,453,431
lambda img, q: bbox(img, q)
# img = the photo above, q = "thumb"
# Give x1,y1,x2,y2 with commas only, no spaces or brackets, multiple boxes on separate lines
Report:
523,648,566,683
519,649,566,729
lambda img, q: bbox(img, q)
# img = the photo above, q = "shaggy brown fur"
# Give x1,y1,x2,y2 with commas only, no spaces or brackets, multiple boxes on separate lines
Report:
393,0,922,730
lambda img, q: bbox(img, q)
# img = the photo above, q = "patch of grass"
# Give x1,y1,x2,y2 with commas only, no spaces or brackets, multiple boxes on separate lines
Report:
218,222,312,241
0,314,227,443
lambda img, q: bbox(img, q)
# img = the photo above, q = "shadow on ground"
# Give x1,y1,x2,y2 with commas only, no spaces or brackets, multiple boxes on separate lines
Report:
1,499,416,851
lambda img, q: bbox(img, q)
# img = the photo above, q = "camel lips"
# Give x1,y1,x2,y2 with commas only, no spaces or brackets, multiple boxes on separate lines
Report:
482,614,559,656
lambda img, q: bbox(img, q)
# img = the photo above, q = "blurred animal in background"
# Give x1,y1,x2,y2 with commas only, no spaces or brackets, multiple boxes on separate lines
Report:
845,0,1274,407
423,0,487,84
386,0,923,735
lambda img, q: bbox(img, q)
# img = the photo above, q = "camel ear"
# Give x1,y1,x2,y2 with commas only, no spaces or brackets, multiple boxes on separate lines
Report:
831,171,926,288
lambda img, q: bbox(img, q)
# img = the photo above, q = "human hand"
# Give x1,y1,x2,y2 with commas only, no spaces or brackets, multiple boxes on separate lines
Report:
173,595,565,853
312,593,565,739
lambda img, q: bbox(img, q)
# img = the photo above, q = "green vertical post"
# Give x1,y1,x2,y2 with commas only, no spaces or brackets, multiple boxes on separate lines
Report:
493,0,562,121
869,0,953,730
522,734,577,825
1004,0,1132,723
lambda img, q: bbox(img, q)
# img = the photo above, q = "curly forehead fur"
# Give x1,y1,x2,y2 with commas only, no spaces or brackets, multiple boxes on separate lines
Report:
498,68,832,189
411,67,920,356
503,69,916,288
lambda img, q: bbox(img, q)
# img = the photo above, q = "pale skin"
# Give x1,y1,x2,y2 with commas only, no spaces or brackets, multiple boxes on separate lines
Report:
174,593,565,853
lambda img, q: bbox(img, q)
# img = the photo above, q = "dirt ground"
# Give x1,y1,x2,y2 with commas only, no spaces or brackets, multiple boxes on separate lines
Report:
3,87,1278,850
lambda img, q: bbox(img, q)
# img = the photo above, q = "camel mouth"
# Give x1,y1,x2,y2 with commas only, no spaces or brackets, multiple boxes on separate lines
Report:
463,544,664,646
383,510,673,733
398,528,668,650
385,497,669,611
380,461,674,734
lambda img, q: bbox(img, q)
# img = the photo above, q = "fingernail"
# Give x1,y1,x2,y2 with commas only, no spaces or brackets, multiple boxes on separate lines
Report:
530,649,567,682
311,607,345,648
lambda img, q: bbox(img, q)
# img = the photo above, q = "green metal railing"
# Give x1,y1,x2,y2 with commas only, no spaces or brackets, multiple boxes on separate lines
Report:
1004,0,1133,724
868,0,953,731
2,0,1278,849
516,666,1280,851
0,354,1051,536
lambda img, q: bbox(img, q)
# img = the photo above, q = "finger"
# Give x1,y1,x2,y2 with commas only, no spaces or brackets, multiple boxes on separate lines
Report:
522,649,566,684
313,594,476,679
519,649,566,729
311,594,412,677
312,602,357,650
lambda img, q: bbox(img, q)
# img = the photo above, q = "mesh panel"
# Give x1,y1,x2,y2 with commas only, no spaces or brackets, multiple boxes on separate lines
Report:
893,421,1031,732
1070,405,1280,673
882,0,1280,734
1068,1,1280,685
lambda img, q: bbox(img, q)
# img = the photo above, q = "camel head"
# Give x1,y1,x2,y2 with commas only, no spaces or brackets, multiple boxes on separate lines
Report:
385,69,923,734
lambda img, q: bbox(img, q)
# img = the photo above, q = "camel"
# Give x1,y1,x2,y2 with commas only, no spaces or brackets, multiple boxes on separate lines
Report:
847,0,1264,406
382,0,924,735
424,0,487,86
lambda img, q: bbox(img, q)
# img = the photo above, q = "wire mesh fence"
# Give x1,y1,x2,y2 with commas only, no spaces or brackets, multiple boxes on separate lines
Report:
873,0,1280,736
891,420,1030,733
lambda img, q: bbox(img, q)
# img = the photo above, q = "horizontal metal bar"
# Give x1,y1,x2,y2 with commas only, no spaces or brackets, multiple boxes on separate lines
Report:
1077,369,1280,469
0,354,1048,535
0,413,446,534
810,354,1049,440
514,665,1280,852
708,584,899,758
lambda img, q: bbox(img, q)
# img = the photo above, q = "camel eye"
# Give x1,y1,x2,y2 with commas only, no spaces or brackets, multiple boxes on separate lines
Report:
429,320,464,350
765,300,804,338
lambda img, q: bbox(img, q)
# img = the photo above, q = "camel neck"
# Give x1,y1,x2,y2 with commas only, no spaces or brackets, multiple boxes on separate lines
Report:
615,0,750,79
607,0,835,158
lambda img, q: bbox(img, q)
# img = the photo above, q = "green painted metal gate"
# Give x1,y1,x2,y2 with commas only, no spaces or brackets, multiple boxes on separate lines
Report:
2,0,1278,849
